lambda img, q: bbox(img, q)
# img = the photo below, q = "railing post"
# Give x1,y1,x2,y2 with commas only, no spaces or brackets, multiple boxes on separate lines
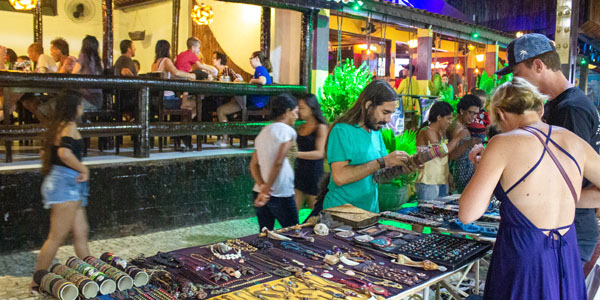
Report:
300,9,314,90
137,86,150,158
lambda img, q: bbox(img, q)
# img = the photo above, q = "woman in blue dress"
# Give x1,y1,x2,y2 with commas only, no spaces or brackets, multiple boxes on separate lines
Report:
459,77,600,299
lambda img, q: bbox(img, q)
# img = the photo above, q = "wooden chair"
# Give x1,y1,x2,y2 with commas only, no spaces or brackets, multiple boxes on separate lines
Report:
238,95,271,148
143,72,194,152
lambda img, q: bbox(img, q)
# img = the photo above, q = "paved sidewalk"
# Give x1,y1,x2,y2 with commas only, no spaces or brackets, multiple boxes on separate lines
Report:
0,218,258,300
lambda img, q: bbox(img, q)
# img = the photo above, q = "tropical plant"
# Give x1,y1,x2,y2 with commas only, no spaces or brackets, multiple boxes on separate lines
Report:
318,59,372,122
381,128,419,187
429,73,443,96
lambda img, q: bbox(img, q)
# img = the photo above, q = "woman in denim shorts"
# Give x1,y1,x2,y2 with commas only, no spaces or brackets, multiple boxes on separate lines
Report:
34,91,90,280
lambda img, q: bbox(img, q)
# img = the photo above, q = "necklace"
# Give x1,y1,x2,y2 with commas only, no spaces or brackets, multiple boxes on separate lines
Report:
279,241,324,259
190,253,214,264
210,245,242,260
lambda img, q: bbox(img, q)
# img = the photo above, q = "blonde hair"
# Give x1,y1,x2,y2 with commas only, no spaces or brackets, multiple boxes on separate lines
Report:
489,77,548,125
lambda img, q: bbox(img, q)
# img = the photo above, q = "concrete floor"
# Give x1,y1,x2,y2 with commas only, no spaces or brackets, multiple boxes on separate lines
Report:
0,218,259,300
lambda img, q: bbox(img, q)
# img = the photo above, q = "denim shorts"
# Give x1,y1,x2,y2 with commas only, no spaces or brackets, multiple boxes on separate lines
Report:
415,183,448,201
41,165,89,209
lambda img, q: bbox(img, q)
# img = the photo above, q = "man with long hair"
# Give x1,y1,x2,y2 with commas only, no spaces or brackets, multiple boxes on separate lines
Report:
322,80,417,213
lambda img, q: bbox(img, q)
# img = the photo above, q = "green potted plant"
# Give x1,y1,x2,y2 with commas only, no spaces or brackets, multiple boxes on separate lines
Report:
378,129,418,211
319,59,372,122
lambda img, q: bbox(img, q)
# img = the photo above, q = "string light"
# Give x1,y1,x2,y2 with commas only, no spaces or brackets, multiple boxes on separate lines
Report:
516,31,524,38
9,0,37,10
191,3,214,26
408,39,418,48
358,44,376,51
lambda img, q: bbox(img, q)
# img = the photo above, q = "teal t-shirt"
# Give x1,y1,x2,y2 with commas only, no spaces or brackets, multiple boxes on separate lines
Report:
324,123,388,213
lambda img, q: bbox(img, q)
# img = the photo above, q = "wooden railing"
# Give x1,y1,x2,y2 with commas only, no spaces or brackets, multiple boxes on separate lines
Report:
0,71,307,162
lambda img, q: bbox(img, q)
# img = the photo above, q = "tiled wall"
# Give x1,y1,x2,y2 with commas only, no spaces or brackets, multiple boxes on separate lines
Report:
0,154,254,253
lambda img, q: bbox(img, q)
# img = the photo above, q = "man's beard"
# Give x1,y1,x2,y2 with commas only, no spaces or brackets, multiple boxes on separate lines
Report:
364,107,387,131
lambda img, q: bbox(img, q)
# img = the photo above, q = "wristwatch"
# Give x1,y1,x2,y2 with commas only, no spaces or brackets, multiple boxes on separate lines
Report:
377,157,386,169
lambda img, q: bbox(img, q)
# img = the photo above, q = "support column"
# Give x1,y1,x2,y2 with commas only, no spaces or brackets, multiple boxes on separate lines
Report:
416,28,432,80
102,0,114,69
136,86,150,158
390,41,397,78
484,44,498,75
260,7,271,57
300,10,315,89
172,0,180,58
311,9,329,94
555,0,579,83
580,63,589,94
33,0,42,44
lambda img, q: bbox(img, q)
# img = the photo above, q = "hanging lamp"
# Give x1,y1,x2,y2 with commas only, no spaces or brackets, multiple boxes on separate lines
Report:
191,2,214,26
9,0,38,10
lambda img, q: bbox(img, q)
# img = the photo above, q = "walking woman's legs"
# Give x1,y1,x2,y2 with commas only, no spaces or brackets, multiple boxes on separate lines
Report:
35,201,80,271
72,207,90,259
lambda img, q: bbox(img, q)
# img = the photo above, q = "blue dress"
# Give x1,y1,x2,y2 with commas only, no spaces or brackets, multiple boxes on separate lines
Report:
484,126,587,300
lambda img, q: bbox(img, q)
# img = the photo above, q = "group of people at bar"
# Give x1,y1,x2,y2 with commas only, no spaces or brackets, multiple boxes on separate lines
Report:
0,36,274,147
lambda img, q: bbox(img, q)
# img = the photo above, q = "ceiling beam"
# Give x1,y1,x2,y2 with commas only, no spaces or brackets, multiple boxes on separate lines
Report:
357,2,514,46
217,0,340,11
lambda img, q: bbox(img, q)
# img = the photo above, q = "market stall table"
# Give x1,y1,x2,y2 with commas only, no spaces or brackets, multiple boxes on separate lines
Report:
136,220,492,300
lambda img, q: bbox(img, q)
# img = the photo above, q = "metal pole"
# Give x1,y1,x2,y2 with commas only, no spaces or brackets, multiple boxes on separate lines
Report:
102,0,114,69
172,0,181,58
137,86,150,158
580,63,589,94
260,7,271,58
300,10,314,89
33,0,43,44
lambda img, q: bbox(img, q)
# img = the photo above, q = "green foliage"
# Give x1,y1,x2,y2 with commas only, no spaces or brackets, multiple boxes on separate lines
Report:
439,84,458,113
429,73,443,96
318,59,372,122
381,128,419,187
477,71,495,95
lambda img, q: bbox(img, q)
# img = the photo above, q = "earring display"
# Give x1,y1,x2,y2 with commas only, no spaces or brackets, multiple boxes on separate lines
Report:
380,211,443,227
393,233,493,270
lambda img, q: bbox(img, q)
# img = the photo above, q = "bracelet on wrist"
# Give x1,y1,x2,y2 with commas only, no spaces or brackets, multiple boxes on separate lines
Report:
377,157,386,169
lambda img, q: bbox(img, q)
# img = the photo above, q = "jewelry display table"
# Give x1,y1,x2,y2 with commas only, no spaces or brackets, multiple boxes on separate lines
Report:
133,219,492,300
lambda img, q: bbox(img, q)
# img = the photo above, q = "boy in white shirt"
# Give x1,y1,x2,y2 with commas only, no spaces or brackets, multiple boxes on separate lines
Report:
250,94,299,231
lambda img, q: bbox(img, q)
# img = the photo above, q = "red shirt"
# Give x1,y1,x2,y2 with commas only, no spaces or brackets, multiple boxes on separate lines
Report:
467,109,491,133
174,50,198,72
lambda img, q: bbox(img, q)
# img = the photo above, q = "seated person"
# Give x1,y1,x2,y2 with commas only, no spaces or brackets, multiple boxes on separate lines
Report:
72,35,104,111
5,48,17,70
215,51,272,147
15,56,32,71
201,51,242,121
133,60,140,74
151,40,195,109
212,51,242,82
50,38,77,74
28,42,57,73
113,39,138,119
114,40,137,76
15,43,58,121
175,37,217,80
175,37,216,115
